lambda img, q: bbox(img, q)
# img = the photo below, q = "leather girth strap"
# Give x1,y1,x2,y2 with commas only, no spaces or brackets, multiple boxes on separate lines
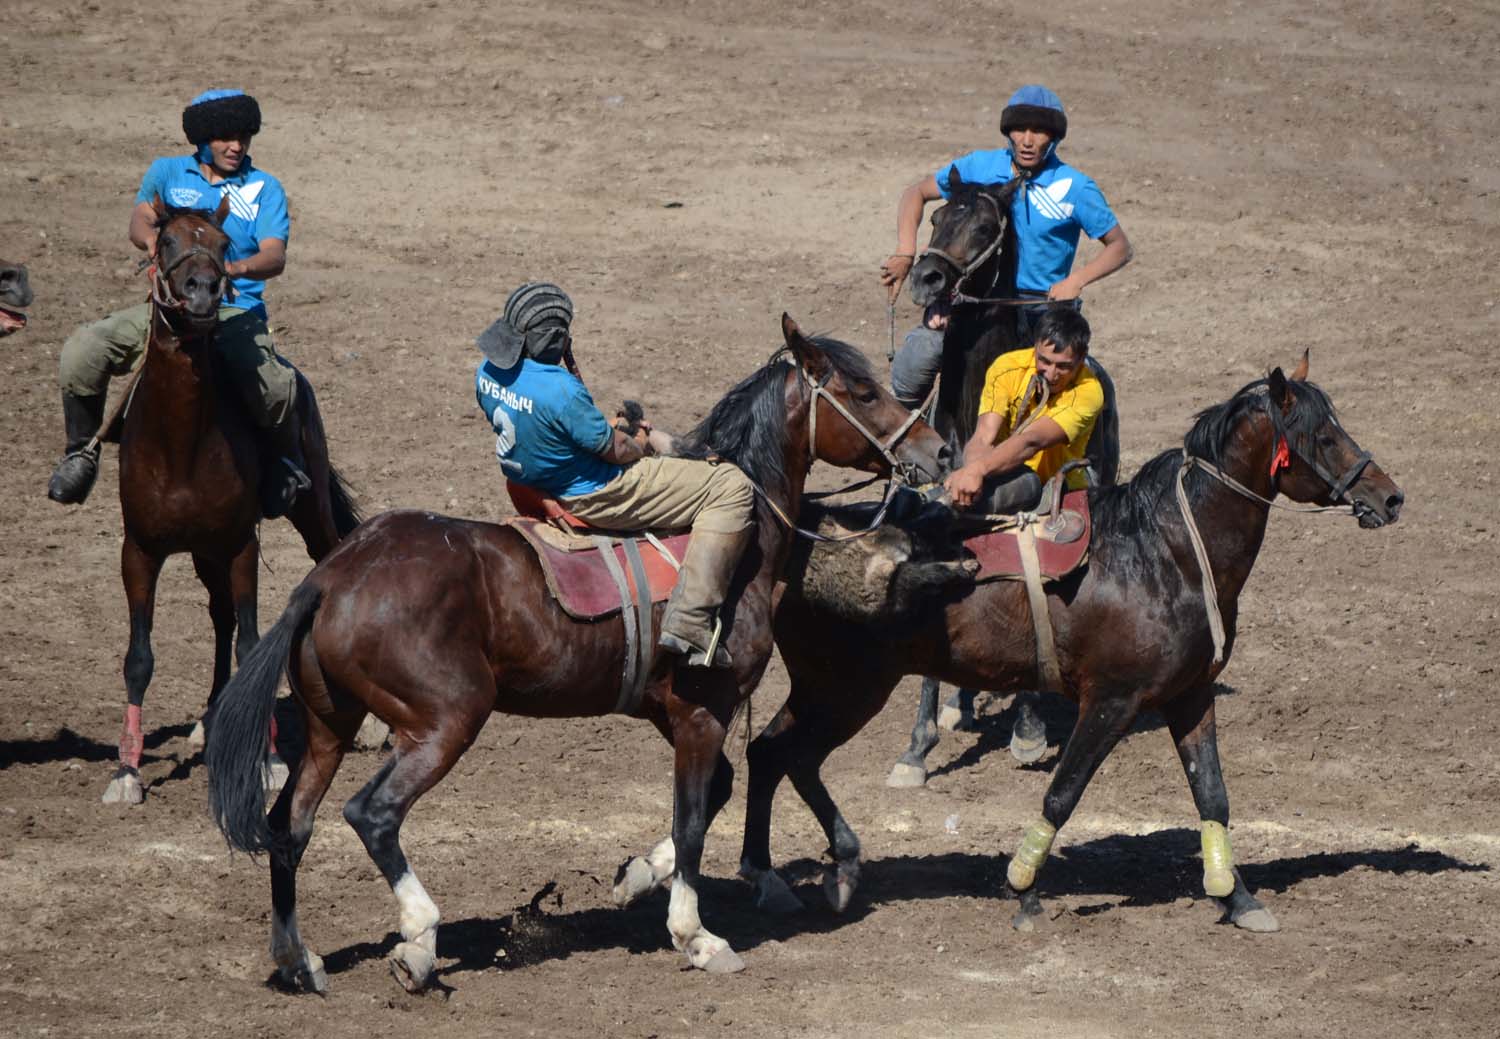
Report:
592,535,654,716
1016,518,1064,692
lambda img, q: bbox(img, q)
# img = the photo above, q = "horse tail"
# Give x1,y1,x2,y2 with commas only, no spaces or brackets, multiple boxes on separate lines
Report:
327,464,362,538
205,582,323,859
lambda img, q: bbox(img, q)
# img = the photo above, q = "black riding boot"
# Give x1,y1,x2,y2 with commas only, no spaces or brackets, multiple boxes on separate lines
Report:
47,392,106,505
260,414,312,520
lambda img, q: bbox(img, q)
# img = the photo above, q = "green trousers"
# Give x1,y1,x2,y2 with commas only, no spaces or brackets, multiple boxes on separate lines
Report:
59,302,297,429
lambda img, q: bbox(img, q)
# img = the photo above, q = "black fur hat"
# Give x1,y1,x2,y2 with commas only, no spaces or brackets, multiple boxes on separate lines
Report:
182,90,262,144
999,85,1067,142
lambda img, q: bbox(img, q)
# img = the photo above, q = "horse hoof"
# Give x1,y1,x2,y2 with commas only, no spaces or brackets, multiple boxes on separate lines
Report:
295,953,328,994
1012,907,1038,932
354,715,390,751
1231,907,1280,933
1008,731,1047,765
936,705,971,732
613,856,658,908
885,761,928,788
187,719,206,754
822,859,860,914
263,754,290,794
101,768,145,805
389,941,436,992
748,869,803,915
701,946,746,974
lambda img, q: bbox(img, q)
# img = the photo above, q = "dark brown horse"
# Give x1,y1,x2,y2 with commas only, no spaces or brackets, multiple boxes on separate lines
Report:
205,316,946,992
738,355,1402,933
899,168,1120,768
0,258,32,335
105,200,359,805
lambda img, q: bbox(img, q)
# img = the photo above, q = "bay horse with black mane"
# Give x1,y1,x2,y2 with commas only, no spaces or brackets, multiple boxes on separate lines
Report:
205,316,946,992
0,258,33,336
105,198,359,805
898,167,1120,769
738,354,1401,933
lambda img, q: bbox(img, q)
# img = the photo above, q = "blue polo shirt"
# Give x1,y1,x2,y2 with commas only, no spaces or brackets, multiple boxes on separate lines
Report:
935,148,1118,294
475,358,622,498
135,155,290,316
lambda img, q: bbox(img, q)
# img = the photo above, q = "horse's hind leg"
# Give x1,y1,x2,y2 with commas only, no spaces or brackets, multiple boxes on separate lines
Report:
342,697,490,992
888,676,943,788
1162,685,1279,933
266,704,350,993
103,537,162,805
937,685,977,732
1008,689,1049,765
188,553,236,757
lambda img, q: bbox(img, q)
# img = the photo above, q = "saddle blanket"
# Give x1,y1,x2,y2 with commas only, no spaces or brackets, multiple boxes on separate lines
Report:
963,489,1091,583
509,517,692,621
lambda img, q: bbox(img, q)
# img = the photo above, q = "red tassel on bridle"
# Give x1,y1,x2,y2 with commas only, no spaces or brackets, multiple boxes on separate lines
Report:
1270,436,1291,476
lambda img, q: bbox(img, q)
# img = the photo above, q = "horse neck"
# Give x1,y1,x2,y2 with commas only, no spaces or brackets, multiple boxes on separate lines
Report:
128,310,221,465
752,377,815,578
939,304,1017,448
1179,418,1280,604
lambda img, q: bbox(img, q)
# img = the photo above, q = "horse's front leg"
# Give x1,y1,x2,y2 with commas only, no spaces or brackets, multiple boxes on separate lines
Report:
1163,685,1279,933
103,537,163,804
1004,688,1138,929
664,696,744,973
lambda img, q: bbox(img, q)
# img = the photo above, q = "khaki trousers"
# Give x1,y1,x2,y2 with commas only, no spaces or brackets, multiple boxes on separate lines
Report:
562,456,754,535
59,302,298,430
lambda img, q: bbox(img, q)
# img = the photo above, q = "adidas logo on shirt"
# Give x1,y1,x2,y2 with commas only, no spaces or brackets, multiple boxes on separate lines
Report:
221,181,264,222
1028,178,1075,221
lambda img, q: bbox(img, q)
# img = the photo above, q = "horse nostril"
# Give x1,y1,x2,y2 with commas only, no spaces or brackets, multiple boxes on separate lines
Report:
936,443,953,471
919,268,943,286
1386,492,1404,515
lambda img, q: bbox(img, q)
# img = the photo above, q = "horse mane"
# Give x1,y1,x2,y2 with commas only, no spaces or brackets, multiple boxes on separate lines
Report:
1091,375,1338,540
153,204,222,230
679,335,875,503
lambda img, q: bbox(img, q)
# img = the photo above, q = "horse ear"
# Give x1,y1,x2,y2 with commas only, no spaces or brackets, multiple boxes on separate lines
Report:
1290,349,1310,382
150,194,166,219
212,193,231,227
945,164,963,191
1267,367,1293,410
781,313,830,376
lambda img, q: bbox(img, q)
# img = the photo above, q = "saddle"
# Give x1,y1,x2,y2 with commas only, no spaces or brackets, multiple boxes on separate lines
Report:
963,488,1091,584
505,481,692,622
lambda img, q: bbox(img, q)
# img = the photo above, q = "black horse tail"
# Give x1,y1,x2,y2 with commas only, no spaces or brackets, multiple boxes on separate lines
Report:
205,582,323,858
328,464,362,538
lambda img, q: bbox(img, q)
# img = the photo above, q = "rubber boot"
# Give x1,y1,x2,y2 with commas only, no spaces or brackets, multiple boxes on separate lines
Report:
260,411,312,520
46,392,106,504
659,527,753,669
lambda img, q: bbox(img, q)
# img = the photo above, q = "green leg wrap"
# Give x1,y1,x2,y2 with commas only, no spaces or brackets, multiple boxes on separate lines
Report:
1006,819,1057,892
1201,820,1236,898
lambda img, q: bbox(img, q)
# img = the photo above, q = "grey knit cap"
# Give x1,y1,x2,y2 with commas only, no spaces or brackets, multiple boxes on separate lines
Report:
476,282,575,368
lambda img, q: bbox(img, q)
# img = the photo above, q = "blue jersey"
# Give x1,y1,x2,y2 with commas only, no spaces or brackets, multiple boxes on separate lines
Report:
935,148,1117,293
135,155,290,316
475,358,622,498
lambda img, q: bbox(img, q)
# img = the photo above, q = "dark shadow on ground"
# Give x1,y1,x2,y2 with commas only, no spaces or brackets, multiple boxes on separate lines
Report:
0,722,194,770
316,830,1487,985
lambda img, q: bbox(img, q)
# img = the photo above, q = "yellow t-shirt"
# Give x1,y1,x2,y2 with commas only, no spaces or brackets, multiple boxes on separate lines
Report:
977,348,1104,489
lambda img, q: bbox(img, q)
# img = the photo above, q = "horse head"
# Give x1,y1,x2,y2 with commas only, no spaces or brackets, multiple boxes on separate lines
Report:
908,168,1019,308
0,259,32,336
780,314,948,484
1265,352,1404,528
150,196,232,331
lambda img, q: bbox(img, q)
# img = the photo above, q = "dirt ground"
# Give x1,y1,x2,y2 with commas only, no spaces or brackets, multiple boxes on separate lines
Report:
3,1,1498,1036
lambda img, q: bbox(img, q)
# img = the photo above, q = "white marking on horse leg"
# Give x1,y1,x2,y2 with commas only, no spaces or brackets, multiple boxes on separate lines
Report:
613,836,676,907
270,910,327,993
667,876,744,972
388,871,440,991
187,719,206,753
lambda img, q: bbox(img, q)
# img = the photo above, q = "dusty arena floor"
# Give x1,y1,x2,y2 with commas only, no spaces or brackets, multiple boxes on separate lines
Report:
2,2,1498,1037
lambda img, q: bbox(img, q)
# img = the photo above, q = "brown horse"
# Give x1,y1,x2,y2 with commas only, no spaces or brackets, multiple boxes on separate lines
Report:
0,258,32,335
205,316,947,992
738,355,1402,933
106,200,359,805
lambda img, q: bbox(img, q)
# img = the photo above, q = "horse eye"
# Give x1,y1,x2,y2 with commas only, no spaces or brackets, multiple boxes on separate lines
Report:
1318,435,1335,448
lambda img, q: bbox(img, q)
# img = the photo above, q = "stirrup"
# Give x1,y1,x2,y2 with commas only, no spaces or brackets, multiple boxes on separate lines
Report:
261,455,312,520
659,618,733,669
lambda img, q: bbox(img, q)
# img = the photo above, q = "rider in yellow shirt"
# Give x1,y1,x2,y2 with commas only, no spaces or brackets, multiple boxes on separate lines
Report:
943,307,1102,512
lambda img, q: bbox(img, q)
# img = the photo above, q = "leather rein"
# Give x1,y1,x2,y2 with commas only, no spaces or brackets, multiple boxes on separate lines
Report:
1175,407,1369,666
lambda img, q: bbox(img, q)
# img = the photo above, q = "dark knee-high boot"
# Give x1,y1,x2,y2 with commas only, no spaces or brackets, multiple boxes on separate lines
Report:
47,392,106,505
260,411,312,520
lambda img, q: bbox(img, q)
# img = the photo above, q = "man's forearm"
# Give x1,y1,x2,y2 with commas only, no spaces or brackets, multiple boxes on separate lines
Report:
227,242,286,280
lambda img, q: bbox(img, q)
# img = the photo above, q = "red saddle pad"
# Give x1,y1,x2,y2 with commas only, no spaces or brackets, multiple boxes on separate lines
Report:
508,517,692,621
963,489,1092,583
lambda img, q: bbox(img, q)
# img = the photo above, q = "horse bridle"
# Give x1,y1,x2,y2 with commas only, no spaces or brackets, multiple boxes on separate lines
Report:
920,190,1005,300
150,237,228,314
1176,396,1368,665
